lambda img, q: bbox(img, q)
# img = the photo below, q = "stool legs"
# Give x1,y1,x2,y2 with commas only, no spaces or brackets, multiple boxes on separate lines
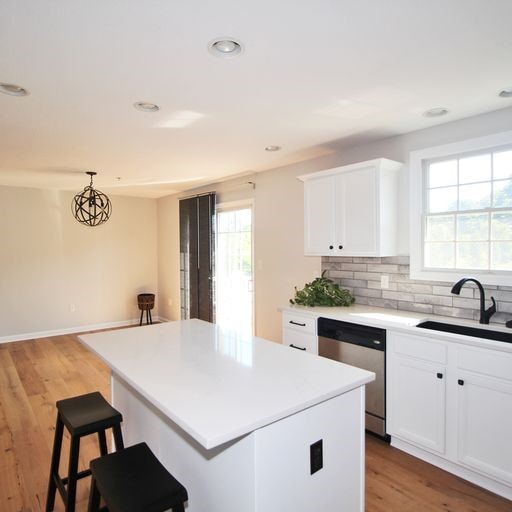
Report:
65,436,80,512
98,430,108,456
87,476,101,512
46,416,64,512
113,424,124,451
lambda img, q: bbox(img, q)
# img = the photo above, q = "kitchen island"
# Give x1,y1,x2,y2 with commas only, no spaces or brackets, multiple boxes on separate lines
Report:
79,319,374,512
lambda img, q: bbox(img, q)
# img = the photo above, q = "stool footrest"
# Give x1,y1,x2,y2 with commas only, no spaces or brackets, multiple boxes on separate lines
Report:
61,468,92,485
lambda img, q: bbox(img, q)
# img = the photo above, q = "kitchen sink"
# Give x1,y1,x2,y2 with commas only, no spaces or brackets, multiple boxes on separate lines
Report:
416,320,512,343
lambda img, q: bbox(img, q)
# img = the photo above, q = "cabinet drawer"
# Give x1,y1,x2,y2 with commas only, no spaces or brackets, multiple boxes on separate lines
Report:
390,332,447,364
282,312,316,334
283,329,318,354
457,346,512,382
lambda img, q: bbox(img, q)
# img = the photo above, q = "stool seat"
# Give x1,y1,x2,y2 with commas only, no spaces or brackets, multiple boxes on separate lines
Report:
57,391,123,436
88,442,188,512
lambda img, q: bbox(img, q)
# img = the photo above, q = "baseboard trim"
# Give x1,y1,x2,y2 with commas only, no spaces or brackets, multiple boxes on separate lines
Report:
0,316,167,344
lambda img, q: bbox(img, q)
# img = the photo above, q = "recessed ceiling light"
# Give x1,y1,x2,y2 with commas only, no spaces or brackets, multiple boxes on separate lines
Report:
208,38,243,58
134,101,160,112
498,88,512,98
423,107,449,118
0,82,30,96
265,145,281,152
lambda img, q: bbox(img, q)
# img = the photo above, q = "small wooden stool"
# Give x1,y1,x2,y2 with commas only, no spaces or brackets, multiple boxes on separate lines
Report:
45,392,124,512
88,442,188,512
137,293,155,326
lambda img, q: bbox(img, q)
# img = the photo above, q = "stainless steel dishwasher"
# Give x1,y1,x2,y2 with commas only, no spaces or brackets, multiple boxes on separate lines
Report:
317,317,387,438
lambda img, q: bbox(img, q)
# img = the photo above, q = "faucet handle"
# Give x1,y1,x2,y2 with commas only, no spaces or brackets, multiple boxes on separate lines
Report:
488,296,497,313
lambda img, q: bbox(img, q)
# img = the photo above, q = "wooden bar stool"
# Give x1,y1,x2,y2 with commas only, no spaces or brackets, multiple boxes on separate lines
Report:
88,442,188,512
45,391,124,512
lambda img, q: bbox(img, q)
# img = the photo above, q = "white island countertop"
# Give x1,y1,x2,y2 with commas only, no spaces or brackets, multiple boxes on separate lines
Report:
79,319,374,450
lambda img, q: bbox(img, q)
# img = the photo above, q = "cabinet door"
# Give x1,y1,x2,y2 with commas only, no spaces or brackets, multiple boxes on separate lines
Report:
456,372,512,484
304,176,336,255
389,355,446,454
337,167,377,256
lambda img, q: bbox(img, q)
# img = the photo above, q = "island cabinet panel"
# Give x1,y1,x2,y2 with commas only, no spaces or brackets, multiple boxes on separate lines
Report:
81,320,372,512
254,387,364,512
387,330,512,500
113,374,365,512
299,158,401,257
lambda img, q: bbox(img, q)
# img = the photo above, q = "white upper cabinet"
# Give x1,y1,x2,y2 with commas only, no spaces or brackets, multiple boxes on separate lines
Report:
299,158,402,256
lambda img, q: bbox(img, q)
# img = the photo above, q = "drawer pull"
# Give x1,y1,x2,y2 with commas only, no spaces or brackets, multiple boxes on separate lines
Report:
289,320,306,327
290,344,307,351
458,379,464,386
437,372,443,379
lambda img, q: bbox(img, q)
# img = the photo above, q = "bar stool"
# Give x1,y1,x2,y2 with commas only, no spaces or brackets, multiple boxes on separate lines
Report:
88,442,188,512
45,391,124,512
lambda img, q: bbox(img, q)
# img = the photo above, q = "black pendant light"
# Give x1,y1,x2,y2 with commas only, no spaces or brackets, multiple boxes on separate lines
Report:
72,171,112,226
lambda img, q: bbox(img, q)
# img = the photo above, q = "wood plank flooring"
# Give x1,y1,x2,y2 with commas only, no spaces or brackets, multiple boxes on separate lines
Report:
1,333,511,512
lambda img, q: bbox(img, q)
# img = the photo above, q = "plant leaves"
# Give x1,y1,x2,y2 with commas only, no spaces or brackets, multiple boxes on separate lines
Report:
290,273,355,307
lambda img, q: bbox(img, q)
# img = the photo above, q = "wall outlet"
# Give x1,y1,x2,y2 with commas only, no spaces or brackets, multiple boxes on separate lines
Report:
310,439,323,474
381,275,389,289
70,303,76,312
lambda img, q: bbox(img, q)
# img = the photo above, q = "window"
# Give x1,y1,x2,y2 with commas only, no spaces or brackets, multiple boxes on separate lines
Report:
410,131,512,285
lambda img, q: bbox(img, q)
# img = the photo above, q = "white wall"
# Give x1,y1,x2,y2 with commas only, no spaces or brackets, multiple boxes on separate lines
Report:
0,186,158,340
157,106,512,342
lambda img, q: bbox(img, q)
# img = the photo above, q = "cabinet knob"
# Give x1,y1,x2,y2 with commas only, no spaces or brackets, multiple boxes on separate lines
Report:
437,372,443,379
458,379,464,386
338,245,343,250
329,245,334,250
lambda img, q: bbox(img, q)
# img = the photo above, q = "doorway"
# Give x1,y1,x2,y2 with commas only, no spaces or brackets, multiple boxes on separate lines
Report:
215,204,254,336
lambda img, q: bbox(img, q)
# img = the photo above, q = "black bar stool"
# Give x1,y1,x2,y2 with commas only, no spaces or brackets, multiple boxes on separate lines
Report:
88,442,188,512
45,391,124,512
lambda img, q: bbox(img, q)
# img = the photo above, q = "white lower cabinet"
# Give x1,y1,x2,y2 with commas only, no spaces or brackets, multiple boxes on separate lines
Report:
281,311,317,354
390,355,446,454
388,330,512,499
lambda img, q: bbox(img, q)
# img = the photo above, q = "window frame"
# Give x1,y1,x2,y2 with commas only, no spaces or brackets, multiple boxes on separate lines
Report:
410,130,512,286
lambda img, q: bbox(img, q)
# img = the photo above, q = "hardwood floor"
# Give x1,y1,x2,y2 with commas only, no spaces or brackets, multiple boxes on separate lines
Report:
1,334,511,512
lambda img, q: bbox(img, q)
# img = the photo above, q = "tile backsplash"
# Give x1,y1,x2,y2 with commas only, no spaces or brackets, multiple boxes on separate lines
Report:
322,256,512,325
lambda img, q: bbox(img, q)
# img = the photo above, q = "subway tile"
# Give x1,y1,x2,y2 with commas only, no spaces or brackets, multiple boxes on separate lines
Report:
339,279,368,288
452,297,480,310
354,296,370,305
367,280,398,291
353,287,383,298
382,290,415,302
397,282,433,294
367,264,400,273
353,257,382,263
492,290,512,302
341,263,368,271
413,294,453,306
322,262,342,271
432,306,476,320
329,270,354,279
432,285,473,298
497,301,512,314
367,297,398,309
381,255,410,265
398,301,433,314
354,272,382,281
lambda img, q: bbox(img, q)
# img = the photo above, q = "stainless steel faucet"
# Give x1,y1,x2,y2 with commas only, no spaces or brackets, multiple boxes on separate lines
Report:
451,277,496,325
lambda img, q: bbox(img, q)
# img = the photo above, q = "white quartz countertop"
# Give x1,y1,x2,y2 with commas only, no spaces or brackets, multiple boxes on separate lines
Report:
282,304,512,351
79,319,374,450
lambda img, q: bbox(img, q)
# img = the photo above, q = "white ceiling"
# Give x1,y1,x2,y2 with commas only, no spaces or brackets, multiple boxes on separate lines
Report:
1,0,512,198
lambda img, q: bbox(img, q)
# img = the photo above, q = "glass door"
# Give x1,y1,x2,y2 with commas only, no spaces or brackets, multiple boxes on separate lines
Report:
215,205,253,336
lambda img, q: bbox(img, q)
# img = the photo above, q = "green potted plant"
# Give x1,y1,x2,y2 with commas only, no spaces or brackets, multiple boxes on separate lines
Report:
290,271,354,307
